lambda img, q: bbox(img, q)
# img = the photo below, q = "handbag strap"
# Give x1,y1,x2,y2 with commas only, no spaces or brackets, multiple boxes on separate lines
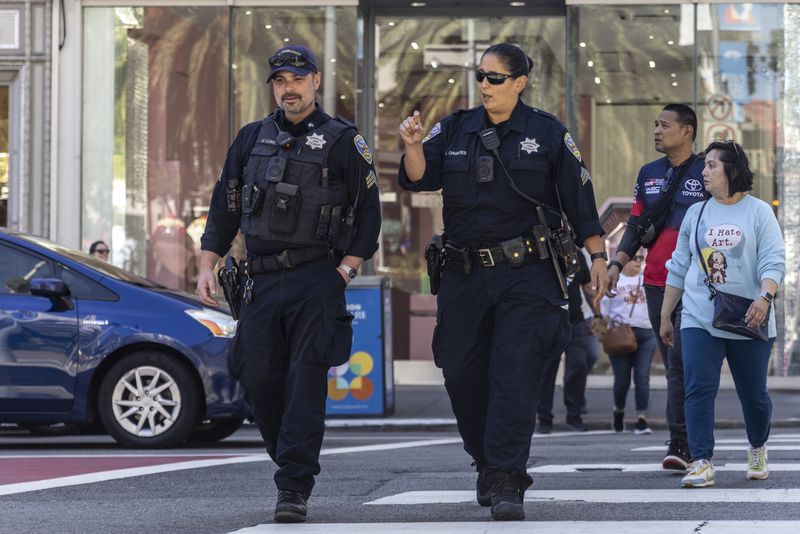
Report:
628,276,642,318
693,199,717,300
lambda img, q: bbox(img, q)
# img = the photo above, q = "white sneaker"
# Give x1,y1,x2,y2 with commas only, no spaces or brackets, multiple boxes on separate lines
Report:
681,459,715,488
747,446,769,480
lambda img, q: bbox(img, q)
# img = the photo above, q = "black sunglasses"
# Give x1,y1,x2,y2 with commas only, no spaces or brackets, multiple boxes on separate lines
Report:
661,166,675,193
726,140,741,159
269,53,317,72
475,69,515,85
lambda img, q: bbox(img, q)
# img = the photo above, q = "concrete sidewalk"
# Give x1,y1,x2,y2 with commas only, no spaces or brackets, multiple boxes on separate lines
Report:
327,383,800,431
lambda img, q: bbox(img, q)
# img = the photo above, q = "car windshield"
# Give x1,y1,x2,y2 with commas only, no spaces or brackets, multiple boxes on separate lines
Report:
17,233,160,288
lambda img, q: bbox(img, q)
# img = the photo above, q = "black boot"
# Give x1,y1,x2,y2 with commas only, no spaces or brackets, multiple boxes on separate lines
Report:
476,467,491,507
488,471,525,521
274,490,310,523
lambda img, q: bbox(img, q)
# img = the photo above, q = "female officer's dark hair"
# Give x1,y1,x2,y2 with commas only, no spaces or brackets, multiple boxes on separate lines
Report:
704,140,754,197
481,43,533,79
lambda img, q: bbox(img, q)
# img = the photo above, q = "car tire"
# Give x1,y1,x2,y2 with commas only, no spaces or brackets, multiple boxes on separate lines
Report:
98,351,201,448
187,417,244,443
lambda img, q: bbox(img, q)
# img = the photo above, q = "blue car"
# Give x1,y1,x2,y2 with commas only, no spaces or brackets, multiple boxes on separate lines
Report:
0,229,246,447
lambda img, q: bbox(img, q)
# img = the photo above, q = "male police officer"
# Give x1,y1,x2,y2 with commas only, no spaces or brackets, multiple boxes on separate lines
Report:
607,103,705,471
197,45,381,523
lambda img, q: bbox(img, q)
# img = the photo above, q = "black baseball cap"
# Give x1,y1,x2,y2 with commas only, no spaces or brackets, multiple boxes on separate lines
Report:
268,45,319,81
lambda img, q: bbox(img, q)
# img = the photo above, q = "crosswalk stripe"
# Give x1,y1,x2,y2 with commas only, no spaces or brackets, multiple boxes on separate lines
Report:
528,462,800,473
632,445,800,451
365,488,800,505
230,521,800,533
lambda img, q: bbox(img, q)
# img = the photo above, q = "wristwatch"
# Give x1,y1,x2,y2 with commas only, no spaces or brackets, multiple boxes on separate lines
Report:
590,251,608,262
338,263,357,282
760,291,774,304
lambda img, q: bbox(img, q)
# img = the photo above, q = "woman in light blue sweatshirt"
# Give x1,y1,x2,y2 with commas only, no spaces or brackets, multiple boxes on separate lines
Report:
660,141,785,489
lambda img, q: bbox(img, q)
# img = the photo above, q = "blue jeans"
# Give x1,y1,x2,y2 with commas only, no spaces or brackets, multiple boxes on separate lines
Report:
609,327,657,413
682,328,773,461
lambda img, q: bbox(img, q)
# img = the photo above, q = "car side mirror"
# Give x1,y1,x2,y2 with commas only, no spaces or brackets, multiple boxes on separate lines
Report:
30,278,71,298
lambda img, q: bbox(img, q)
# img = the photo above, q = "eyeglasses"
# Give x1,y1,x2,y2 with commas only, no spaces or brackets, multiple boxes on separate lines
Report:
633,255,645,261
474,69,515,85
269,53,317,72
95,249,109,255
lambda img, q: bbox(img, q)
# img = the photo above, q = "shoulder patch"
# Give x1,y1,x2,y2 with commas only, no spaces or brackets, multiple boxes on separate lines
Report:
353,134,373,165
422,122,441,144
564,132,582,162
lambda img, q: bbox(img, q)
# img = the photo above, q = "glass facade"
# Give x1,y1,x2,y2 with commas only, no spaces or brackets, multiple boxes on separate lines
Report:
0,84,7,227
78,2,800,374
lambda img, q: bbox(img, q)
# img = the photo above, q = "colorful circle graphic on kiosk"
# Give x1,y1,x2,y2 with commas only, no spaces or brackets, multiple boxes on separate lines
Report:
326,352,375,401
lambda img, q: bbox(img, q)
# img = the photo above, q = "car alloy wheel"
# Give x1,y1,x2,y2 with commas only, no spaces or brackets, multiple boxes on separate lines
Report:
98,351,200,448
111,365,182,438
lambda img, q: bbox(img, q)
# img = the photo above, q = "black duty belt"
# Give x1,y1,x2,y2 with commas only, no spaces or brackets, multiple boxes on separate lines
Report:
468,246,508,267
246,246,329,274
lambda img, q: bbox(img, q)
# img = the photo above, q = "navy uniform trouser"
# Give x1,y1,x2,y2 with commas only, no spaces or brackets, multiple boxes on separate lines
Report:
644,284,686,441
227,257,352,494
434,259,571,488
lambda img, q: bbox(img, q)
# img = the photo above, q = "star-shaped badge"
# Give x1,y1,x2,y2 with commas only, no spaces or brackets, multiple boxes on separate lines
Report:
520,137,540,154
305,132,327,150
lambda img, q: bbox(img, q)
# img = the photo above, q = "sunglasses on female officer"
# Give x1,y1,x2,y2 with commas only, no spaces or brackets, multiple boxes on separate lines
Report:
269,53,318,71
474,69,516,85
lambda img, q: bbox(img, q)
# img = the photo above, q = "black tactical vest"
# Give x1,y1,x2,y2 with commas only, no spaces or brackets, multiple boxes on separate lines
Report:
240,113,355,249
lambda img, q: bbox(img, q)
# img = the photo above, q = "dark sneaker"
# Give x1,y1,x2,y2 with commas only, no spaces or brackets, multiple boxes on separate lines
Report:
566,417,587,432
274,490,310,523
476,468,491,507
662,439,691,471
634,417,652,435
536,420,553,434
612,410,624,433
488,472,525,521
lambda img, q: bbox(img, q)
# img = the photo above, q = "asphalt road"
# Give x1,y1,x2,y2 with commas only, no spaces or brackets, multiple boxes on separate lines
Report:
2,425,800,533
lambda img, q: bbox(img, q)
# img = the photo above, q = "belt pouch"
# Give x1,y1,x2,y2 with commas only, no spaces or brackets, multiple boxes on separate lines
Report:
314,205,332,240
500,237,526,267
444,242,472,274
269,182,300,234
531,225,550,260
328,205,343,240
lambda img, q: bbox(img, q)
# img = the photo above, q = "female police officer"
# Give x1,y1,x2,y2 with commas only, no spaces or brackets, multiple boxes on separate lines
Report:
398,43,608,521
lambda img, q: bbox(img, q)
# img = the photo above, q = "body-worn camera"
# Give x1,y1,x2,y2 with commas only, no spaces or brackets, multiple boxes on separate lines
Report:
551,226,581,277
476,156,494,183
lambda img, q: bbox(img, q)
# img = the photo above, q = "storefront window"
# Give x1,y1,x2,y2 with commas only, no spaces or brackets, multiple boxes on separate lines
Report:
374,16,566,294
81,6,358,293
82,6,229,292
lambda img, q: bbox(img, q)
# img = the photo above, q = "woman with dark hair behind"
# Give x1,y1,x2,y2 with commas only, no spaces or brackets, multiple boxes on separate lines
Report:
661,141,785,488
89,240,110,261
398,43,607,520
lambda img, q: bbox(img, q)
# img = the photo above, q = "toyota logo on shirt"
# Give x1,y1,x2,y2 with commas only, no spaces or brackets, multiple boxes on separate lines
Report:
685,179,703,192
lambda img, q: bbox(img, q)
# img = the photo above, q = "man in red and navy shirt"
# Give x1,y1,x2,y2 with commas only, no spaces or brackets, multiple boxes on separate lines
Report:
606,104,706,471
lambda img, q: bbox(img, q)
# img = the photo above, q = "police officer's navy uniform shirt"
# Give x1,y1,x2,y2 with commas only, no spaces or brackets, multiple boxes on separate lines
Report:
398,100,603,246
201,106,381,259
629,156,705,286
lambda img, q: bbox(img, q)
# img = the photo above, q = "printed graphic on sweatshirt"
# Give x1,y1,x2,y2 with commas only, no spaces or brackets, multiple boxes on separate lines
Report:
697,223,743,286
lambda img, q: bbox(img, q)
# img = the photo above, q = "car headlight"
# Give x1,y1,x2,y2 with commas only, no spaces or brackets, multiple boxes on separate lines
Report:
185,308,237,338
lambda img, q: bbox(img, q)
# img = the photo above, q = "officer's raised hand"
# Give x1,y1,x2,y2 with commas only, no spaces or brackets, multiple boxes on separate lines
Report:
399,111,426,146
399,111,428,183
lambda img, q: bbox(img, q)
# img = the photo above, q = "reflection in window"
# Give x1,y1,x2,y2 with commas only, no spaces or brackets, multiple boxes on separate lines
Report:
570,4,693,205
82,7,229,292
232,7,357,129
374,17,565,293
0,244,54,295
